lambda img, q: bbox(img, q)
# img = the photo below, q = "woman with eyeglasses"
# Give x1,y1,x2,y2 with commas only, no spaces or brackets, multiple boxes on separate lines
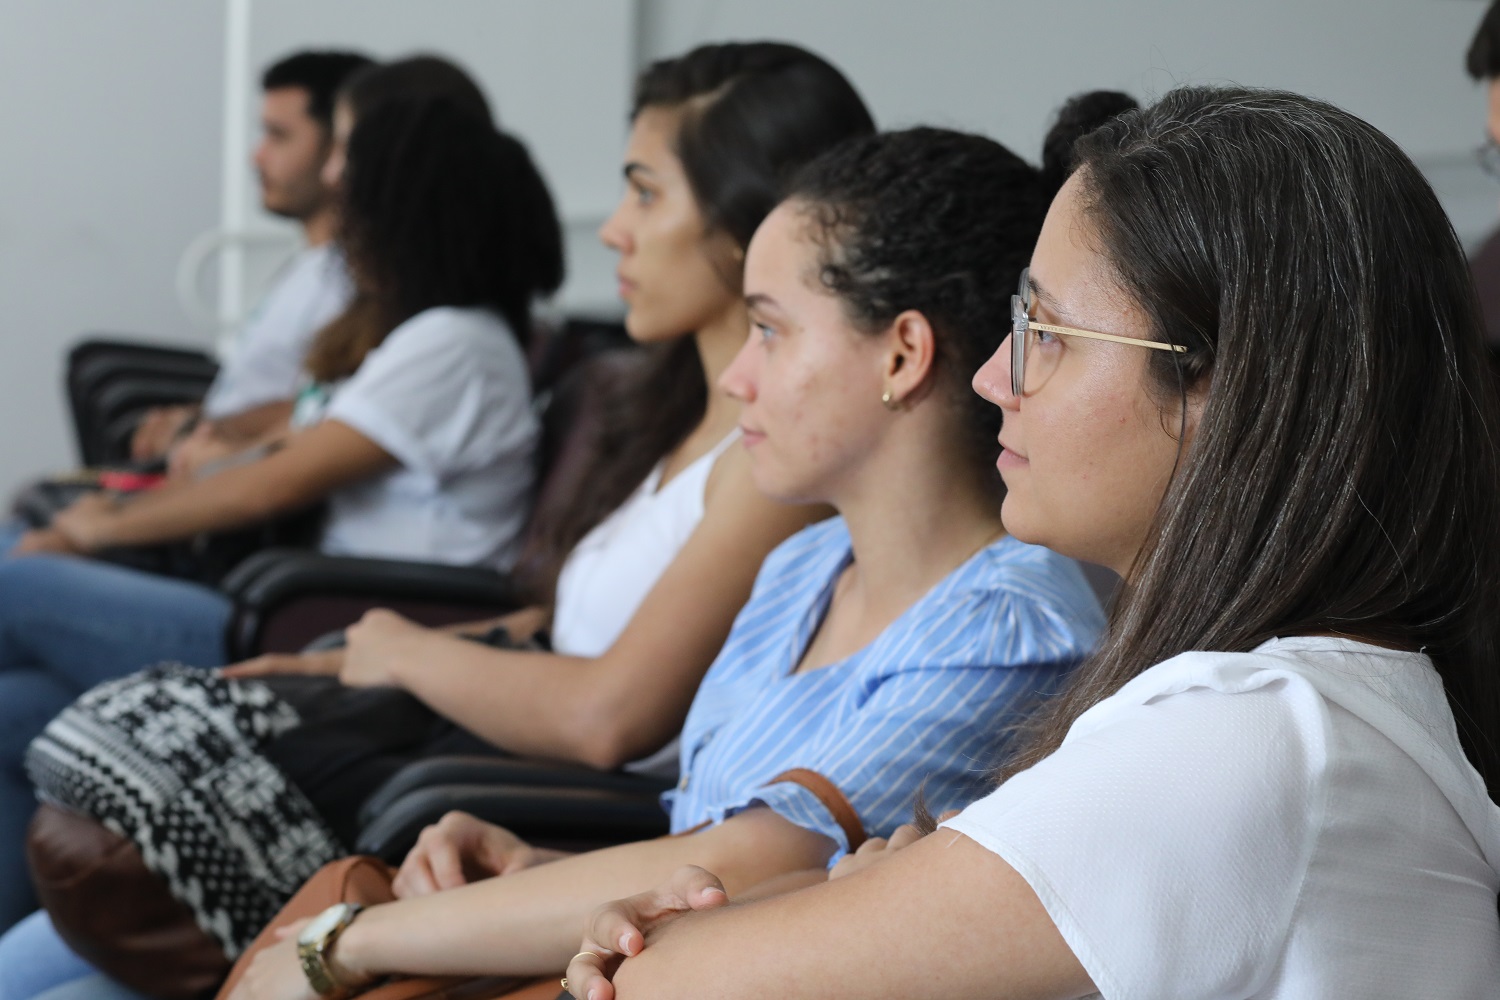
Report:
565,86,1500,1000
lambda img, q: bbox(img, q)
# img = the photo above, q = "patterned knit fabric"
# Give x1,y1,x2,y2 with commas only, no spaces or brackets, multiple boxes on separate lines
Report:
25,664,343,956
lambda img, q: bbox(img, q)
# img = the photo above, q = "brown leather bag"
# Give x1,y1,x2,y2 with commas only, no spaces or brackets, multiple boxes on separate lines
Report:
29,804,231,1000
215,855,534,1000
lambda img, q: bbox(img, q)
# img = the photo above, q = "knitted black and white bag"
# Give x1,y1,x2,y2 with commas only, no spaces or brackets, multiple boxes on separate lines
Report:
25,664,344,957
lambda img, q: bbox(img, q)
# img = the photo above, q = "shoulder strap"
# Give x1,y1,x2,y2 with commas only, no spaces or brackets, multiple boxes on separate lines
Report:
769,768,866,851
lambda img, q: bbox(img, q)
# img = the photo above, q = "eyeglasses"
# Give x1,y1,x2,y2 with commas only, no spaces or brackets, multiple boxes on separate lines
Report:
1010,267,1186,397
1477,139,1500,180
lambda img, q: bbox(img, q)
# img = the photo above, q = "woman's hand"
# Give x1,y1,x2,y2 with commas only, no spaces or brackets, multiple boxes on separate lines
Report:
827,811,960,881
225,917,372,1000
392,811,563,898
168,423,245,481
48,492,122,553
221,648,345,679
12,527,85,556
131,404,198,461
340,609,431,688
828,823,925,880
565,865,730,1000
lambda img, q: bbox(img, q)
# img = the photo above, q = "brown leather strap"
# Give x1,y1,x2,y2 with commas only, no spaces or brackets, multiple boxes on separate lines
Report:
768,768,866,851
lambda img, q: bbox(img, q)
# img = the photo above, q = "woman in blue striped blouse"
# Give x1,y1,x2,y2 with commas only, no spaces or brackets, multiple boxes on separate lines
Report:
221,121,1108,998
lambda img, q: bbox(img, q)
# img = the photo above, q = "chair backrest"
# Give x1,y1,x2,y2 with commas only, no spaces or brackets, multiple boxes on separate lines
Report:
66,337,219,465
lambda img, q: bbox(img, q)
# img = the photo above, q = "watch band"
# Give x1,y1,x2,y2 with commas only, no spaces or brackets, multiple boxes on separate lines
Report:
297,902,365,997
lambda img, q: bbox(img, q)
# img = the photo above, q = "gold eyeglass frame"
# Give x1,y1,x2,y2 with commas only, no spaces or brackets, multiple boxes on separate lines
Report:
1010,267,1186,397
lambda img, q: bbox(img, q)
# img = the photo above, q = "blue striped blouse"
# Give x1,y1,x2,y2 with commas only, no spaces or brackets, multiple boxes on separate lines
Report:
664,517,1104,860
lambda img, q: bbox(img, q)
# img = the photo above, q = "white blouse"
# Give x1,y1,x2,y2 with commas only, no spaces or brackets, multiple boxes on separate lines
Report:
943,636,1500,999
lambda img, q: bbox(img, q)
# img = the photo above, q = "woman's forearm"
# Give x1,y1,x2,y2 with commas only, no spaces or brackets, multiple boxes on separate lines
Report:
85,463,293,548
76,420,392,549
334,810,834,978
608,831,1094,1000
386,631,644,767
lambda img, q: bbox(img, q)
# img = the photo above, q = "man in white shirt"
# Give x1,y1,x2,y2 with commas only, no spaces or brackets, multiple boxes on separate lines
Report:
131,50,369,466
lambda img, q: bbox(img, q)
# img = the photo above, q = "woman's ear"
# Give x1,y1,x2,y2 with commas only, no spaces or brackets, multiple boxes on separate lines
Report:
883,309,938,406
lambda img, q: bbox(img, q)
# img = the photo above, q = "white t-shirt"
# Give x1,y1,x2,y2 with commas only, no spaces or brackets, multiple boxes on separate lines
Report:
299,305,537,570
943,636,1500,999
201,243,352,420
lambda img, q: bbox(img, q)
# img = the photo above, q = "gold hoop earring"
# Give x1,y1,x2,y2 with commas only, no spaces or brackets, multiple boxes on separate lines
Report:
881,389,900,411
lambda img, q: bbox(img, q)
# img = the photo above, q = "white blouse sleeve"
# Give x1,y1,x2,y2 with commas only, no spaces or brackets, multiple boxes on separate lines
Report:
941,678,1329,1000
325,309,532,478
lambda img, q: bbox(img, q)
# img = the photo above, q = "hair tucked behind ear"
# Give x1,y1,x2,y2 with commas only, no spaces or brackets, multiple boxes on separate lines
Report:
999,87,1500,799
781,93,1137,503
516,42,875,602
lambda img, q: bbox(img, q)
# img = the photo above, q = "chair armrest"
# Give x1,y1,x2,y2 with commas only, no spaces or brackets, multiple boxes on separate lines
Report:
357,755,674,829
222,549,524,658
354,783,672,861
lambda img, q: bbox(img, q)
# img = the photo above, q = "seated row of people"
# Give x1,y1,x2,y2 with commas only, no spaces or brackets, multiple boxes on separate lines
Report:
0,52,566,934
0,35,1497,1000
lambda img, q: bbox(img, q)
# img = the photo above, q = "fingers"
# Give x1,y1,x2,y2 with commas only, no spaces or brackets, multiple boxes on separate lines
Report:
271,918,311,941
565,945,615,1000
392,848,440,899
424,823,470,892
220,654,304,678
888,824,924,850
665,864,730,912
221,650,342,679
583,866,727,963
392,812,504,898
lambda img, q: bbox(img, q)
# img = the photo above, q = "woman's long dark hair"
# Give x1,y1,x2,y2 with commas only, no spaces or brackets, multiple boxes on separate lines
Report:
1000,87,1500,798
340,54,493,125
516,42,875,602
304,97,563,381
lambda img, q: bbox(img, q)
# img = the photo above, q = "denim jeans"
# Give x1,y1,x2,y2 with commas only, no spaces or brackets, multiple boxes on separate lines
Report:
0,543,233,931
0,911,146,1000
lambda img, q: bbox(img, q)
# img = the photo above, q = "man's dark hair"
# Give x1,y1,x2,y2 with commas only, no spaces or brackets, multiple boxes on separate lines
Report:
1468,1,1500,79
261,50,373,129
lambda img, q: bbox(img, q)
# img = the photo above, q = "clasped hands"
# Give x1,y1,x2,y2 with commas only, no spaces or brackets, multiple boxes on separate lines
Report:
563,819,942,1000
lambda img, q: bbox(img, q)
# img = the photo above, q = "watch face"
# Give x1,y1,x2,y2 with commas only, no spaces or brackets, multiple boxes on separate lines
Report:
300,903,352,946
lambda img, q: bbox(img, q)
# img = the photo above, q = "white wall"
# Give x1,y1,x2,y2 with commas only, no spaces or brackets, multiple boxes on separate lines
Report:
0,0,224,492
226,0,637,322
0,0,1494,496
641,0,1499,243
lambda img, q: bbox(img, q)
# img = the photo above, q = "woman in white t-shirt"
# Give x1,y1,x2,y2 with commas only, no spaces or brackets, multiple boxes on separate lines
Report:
0,95,564,931
566,87,1500,1000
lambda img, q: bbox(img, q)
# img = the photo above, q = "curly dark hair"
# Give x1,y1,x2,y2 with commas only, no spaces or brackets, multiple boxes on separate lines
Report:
303,97,564,381
784,98,1133,497
340,54,493,125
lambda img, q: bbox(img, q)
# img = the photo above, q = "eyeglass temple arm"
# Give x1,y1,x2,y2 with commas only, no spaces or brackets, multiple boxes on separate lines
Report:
1027,320,1188,353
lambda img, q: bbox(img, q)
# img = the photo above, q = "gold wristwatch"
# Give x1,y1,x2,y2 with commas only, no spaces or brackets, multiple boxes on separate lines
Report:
297,902,364,997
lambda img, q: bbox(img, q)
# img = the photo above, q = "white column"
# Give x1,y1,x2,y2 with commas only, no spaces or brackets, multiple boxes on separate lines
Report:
216,0,254,349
